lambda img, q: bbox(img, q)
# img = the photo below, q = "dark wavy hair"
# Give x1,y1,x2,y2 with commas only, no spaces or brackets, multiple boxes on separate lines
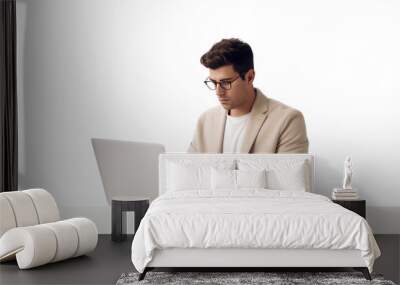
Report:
200,38,254,80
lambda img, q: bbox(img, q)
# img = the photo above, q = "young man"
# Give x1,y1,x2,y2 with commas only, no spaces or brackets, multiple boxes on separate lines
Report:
188,38,309,153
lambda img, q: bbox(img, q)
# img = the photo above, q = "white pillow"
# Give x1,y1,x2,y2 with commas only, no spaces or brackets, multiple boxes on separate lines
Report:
167,160,235,191
237,159,310,192
266,162,307,191
211,168,236,189
237,169,267,189
211,168,267,190
168,163,208,191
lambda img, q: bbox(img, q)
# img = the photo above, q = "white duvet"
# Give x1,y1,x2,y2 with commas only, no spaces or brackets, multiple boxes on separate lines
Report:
131,189,380,273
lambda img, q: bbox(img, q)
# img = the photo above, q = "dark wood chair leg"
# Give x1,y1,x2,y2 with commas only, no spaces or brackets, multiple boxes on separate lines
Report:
354,267,372,280
138,268,148,281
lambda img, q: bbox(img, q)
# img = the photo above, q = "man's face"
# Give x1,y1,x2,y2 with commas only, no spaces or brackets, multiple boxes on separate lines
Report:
208,65,252,111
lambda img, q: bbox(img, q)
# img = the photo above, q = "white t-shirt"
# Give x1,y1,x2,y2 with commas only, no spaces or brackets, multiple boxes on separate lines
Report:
222,112,251,153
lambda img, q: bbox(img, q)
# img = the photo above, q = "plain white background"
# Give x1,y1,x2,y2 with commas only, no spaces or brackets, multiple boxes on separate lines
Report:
16,0,400,233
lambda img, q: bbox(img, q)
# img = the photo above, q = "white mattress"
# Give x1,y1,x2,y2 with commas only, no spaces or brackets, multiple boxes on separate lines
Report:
131,189,380,273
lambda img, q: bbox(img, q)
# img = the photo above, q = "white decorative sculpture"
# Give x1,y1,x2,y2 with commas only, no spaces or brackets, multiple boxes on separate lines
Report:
342,156,353,190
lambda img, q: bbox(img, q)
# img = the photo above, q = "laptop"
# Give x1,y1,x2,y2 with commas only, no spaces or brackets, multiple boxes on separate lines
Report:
91,138,165,205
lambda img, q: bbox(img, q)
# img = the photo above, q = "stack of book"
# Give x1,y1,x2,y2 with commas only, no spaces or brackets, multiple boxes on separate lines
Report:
332,188,359,200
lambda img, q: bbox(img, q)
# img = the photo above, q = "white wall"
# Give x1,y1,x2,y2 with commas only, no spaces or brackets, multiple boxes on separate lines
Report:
16,0,400,233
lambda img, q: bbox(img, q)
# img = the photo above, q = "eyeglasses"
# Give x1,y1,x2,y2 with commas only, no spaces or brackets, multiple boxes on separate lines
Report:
203,75,241,91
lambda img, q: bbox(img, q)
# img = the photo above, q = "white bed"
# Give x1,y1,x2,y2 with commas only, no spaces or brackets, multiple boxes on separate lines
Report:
131,153,380,280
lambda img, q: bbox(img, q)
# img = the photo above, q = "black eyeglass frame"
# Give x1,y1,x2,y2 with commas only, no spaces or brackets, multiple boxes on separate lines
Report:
203,75,242,91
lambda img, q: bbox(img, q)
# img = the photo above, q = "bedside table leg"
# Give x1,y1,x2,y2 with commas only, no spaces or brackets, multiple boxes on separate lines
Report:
112,201,127,242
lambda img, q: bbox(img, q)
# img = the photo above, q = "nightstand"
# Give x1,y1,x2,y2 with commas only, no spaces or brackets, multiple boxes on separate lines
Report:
332,199,366,219
111,196,150,242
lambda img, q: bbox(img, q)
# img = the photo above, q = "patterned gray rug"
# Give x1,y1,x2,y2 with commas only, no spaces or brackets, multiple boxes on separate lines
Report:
116,271,396,285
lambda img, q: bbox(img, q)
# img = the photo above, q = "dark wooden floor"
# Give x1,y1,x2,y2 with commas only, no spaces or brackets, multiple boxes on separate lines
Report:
0,235,134,285
0,234,398,285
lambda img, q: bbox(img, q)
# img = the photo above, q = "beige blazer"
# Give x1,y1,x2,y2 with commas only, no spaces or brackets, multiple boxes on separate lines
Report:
187,88,309,153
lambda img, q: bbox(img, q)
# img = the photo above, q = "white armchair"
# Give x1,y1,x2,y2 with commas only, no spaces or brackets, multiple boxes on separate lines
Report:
0,188,98,269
